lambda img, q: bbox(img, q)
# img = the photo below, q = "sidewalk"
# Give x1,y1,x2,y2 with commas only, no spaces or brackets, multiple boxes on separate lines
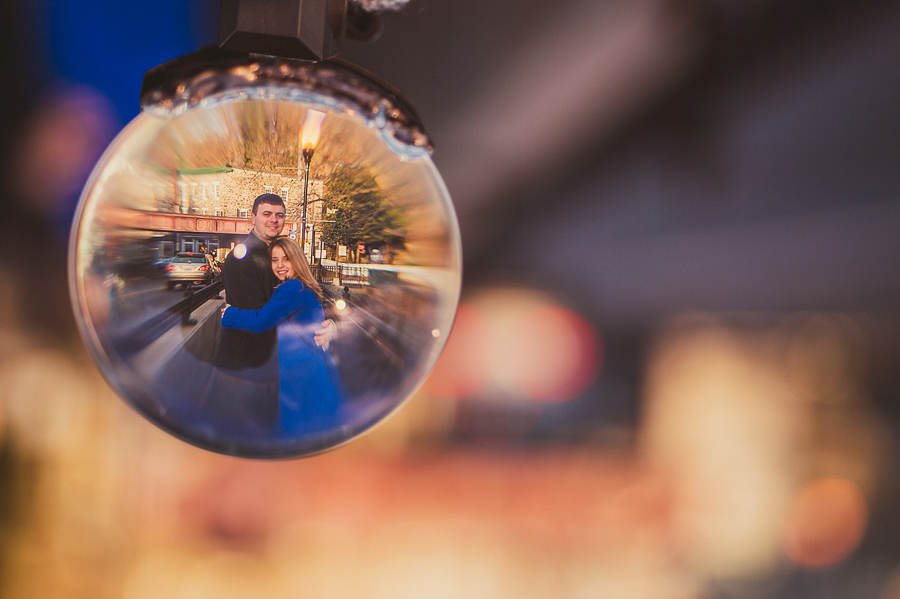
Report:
130,297,225,383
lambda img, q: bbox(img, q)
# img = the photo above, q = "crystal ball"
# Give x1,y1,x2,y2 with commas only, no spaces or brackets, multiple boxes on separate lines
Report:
69,54,461,458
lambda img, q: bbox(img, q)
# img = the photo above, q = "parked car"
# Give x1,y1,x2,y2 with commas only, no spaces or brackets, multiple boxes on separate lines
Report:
165,252,221,289
151,256,174,270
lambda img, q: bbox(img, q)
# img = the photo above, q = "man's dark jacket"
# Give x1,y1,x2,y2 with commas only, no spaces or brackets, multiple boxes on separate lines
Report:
213,231,278,370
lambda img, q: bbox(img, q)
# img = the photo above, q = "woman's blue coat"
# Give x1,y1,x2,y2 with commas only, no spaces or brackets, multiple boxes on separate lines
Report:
222,279,342,435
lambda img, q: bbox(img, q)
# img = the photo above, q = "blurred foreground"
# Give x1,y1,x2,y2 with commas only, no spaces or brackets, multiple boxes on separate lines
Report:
2,281,900,598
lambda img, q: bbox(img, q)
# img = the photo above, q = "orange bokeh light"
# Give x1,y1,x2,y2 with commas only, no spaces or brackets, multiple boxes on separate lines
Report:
424,289,601,403
783,477,868,569
497,305,600,402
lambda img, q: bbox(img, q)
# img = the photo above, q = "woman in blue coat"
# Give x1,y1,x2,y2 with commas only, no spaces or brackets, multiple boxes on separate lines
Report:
221,237,343,436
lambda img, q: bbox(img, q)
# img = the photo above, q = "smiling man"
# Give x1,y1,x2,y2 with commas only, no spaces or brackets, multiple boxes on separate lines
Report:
252,197,288,244
215,193,286,370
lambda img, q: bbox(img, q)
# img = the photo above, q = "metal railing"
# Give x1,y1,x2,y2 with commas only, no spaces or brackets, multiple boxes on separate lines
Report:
316,263,370,287
111,279,224,354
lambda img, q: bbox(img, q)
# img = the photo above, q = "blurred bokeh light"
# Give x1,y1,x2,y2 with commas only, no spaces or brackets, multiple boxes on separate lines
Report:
426,288,601,403
783,477,868,570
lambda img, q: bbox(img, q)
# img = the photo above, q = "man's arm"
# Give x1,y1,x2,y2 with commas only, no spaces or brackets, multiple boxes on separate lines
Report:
314,319,336,349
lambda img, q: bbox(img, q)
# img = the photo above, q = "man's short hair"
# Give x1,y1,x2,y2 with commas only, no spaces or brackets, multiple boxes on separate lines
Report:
252,193,285,214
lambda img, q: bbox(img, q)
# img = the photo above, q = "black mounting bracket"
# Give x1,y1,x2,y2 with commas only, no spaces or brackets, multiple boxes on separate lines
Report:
218,0,383,61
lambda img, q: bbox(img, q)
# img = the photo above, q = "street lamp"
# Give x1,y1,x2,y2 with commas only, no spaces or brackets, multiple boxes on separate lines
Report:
309,218,336,281
299,109,326,251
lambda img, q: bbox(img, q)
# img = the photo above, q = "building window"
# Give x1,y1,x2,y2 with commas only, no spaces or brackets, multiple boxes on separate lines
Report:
238,209,249,218
264,185,274,194
214,208,224,217
178,183,188,214
200,207,208,215
281,187,289,202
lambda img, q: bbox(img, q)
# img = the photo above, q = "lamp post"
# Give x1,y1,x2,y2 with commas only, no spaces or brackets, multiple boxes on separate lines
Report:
309,218,336,281
309,218,318,262
299,109,326,253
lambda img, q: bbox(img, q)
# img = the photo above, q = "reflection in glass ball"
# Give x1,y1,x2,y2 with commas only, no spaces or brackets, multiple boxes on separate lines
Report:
69,57,461,458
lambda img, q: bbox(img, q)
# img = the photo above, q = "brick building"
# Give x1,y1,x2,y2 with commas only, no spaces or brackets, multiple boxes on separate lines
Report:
149,167,326,259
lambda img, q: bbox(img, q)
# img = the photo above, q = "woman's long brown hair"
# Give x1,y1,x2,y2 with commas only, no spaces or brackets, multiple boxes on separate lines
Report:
269,237,323,301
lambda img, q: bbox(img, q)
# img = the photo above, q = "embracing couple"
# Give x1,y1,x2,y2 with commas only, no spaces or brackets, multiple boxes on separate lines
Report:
212,193,342,437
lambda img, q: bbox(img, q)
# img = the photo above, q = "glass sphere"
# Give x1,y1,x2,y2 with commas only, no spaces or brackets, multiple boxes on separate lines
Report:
69,55,461,458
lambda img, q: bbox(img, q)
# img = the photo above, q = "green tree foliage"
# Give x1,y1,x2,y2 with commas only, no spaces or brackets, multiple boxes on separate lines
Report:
320,165,406,262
